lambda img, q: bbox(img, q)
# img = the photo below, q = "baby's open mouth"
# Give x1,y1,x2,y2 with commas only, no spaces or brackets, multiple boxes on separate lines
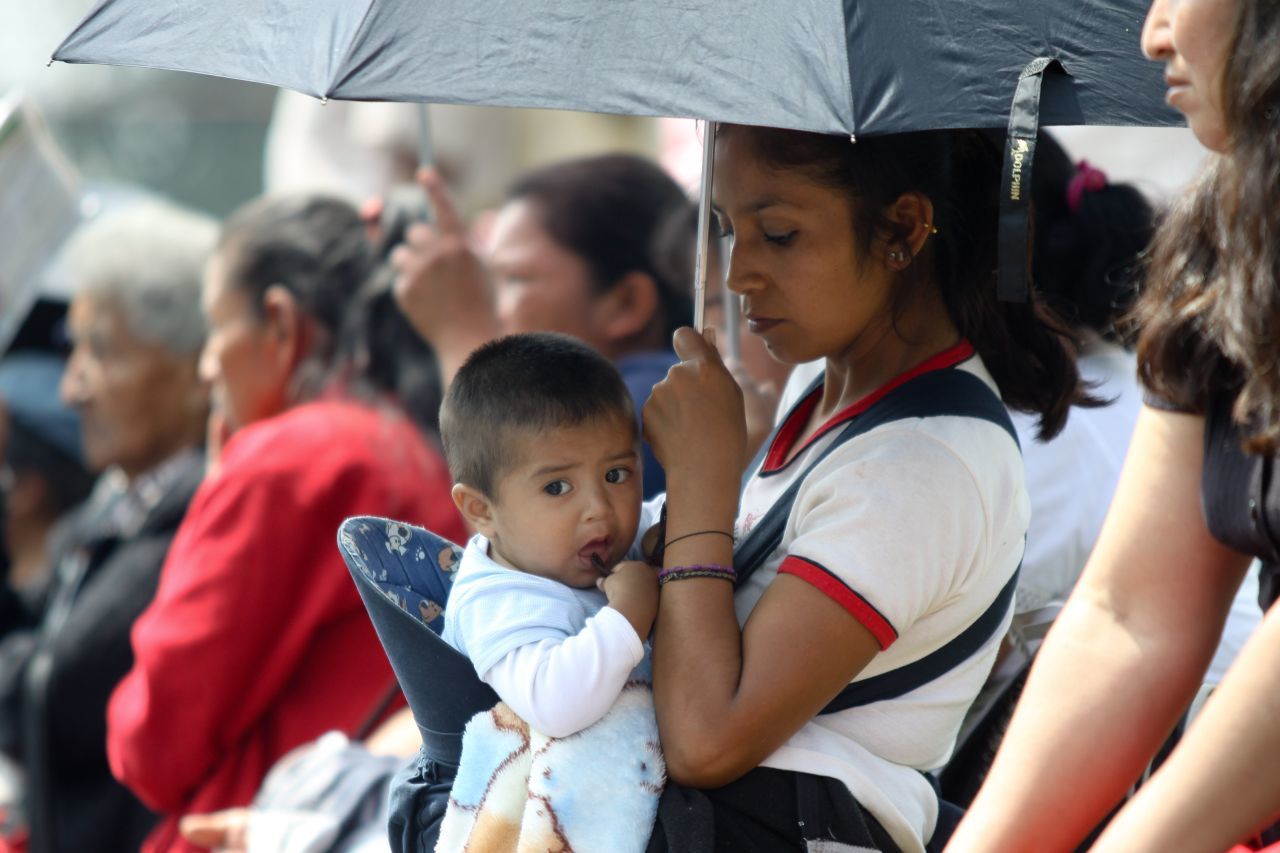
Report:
579,538,611,574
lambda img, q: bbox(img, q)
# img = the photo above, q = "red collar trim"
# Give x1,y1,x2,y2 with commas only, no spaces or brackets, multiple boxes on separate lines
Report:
761,340,975,475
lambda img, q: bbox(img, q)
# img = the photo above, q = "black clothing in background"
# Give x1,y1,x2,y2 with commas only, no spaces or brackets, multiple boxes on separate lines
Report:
0,450,203,853
1200,391,1280,611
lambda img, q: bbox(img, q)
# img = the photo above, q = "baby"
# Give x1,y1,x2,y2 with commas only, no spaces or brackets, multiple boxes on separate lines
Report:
439,332,660,738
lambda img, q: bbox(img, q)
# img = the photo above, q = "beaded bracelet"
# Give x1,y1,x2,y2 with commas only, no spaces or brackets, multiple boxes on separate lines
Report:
657,563,737,586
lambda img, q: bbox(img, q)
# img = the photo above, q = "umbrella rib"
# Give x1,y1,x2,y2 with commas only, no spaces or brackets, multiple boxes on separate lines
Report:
834,0,858,136
325,0,383,100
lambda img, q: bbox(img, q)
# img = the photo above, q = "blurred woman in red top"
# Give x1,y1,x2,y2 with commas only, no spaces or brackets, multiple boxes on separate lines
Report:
106,196,466,852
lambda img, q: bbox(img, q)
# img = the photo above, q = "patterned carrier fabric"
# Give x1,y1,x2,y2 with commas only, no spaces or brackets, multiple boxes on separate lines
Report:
338,515,465,635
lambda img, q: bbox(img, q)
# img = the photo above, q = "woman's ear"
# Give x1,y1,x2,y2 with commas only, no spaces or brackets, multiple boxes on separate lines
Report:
884,192,938,265
594,271,661,347
451,483,497,537
259,285,306,371
179,356,212,421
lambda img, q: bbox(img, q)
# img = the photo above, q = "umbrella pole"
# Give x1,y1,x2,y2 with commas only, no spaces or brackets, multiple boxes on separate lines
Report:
691,122,740,359
721,246,740,362
692,120,717,338
417,104,434,168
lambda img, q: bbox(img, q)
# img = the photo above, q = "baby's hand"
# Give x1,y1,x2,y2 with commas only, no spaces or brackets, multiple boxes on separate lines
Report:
599,560,659,641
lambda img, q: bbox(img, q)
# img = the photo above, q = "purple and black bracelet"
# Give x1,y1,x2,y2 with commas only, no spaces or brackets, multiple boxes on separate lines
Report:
657,563,737,586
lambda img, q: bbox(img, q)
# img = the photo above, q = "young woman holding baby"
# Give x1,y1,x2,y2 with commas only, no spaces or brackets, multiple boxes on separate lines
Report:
638,124,1088,852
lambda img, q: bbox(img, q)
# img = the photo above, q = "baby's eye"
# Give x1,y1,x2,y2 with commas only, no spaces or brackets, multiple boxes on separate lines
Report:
543,479,573,496
763,229,796,246
605,467,631,485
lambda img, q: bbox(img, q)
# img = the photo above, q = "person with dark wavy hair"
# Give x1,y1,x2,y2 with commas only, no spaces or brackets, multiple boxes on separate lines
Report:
948,1,1280,851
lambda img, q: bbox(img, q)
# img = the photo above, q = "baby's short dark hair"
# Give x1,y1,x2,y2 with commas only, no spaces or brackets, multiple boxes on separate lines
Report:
440,333,637,496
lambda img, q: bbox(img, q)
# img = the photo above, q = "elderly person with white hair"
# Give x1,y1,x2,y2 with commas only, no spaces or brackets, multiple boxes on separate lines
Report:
0,200,215,853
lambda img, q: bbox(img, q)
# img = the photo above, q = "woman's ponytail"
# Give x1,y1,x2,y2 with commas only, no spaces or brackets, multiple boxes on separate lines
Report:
937,130,1093,441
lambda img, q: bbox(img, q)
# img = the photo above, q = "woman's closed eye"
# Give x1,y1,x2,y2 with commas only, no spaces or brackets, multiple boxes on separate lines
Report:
543,479,573,496
605,467,632,485
762,229,797,246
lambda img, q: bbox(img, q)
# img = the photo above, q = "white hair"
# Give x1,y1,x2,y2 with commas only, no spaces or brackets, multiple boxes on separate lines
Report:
66,201,218,355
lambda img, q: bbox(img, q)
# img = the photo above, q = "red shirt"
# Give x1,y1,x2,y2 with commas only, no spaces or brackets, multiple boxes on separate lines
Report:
106,399,466,852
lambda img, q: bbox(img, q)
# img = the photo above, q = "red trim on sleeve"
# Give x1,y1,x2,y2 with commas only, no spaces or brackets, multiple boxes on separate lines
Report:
761,340,975,474
779,556,898,650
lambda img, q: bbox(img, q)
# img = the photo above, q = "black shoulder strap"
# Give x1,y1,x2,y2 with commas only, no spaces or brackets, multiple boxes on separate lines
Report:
734,367,1017,587
819,566,1019,714
729,366,1021,714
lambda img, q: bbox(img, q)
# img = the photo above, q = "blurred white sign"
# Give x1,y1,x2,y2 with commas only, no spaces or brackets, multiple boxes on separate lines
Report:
0,90,79,354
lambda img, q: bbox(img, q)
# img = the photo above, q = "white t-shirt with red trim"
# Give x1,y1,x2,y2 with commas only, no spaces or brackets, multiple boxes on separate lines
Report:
734,342,1026,853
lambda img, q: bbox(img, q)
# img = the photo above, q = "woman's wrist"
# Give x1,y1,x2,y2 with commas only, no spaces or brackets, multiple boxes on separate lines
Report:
663,529,734,550
660,449,743,486
663,473,738,527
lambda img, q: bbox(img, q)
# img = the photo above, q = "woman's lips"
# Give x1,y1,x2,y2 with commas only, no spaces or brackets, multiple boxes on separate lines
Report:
746,316,781,334
1164,74,1191,107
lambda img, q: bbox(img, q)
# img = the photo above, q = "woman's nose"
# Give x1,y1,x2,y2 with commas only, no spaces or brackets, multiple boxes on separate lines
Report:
197,339,219,384
725,245,763,296
492,281,521,333
1141,0,1175,61
59,351,88,408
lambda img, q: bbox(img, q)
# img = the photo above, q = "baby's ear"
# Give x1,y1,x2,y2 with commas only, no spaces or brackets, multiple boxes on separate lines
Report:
452,483,496,536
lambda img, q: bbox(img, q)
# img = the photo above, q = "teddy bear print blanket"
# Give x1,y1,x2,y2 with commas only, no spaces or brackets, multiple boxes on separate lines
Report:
435,682,664,853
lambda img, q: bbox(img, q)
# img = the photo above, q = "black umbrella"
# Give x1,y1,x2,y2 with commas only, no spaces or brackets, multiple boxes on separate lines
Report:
53,0,1175,136
52,0,1182,311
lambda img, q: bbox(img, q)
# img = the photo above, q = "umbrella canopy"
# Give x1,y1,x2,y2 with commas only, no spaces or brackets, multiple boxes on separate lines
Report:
54,0,1179,136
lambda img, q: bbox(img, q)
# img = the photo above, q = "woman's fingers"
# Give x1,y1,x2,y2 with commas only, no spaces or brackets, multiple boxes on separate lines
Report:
417,167,464,236
358,196,385,244
388,241,408,268
672,325,724,365
179,809,249,850
646,323,748,483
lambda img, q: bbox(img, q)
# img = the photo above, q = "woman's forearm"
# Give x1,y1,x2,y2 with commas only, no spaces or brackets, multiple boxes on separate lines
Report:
948,589,1216,851
651,471,745,784
1091,600,1280,853
651,572,745,781
949,408,1249,852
